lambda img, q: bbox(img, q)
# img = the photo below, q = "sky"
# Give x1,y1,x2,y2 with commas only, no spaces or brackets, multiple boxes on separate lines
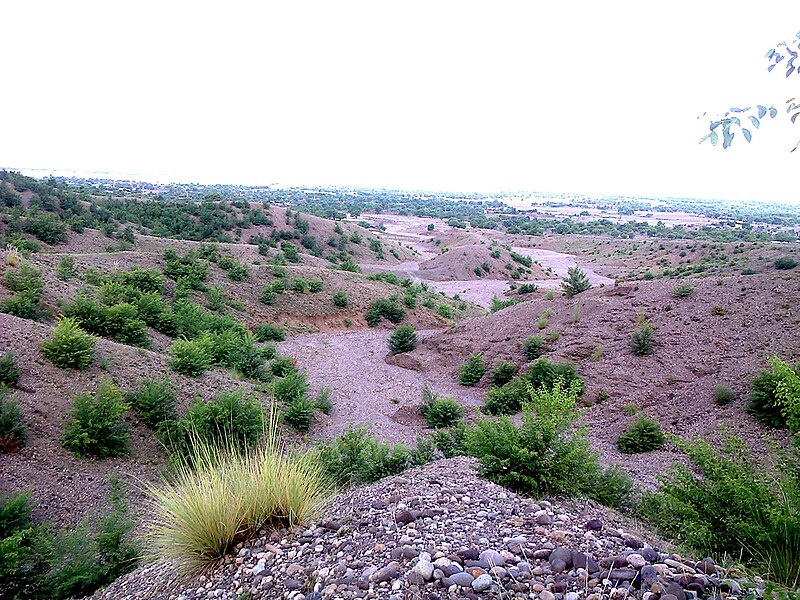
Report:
2,1,800,204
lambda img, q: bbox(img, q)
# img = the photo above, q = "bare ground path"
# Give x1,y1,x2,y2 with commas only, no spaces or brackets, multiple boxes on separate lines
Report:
278,329,485,443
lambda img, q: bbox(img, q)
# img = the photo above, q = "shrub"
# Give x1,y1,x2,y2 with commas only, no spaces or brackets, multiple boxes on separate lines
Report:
292,278,309,293
523,336,544,360
484,377,529,415
284,397,317,432
0,388,27,452
254,323,285,342
365,298,405,326
467,379,600,498
1,263,43,320
490,360,517,387
308,279,323,293
169,335,214,376
273,370,309,405
127,378,178,430
169,391,264,455
526,358,584,395
217,256,248,281
672,282,695,298
616,415,665,454
775,257,798,270
711,305,726,316
629,322,654,356
144,429,332,574
41,318,95,370
332,291,348,308
56,256,77,280
437,303,453,318
225,337,269,381
639,435,800,588
270,355,296,377
420,387,464,428
0,351,21,386
387,325,417,355
317,426,417,487
62,380,129,458
713,384,735,406
748,357,800,431
459,353,486,386
561,265,591,297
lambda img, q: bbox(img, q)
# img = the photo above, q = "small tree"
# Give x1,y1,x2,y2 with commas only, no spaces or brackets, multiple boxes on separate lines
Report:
561,266,591,297
629,322,655,356
460,353,486,386
62,380,129,458
41,317,95,370
0,351,21,386
387,325,417,355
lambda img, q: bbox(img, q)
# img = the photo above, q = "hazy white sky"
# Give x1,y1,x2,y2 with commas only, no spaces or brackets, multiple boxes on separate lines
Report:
2,1,799,203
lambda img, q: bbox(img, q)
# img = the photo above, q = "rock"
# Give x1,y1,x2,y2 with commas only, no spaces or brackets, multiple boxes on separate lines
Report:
395,510,416,524
627,553,647,569
551,559,567,573
540,591,556,600
641,546,659,562
458,549,480,561
696,557,716,575
665,581,687,599
584,519,603,530
451,572,475,587
639,565,659,589
251,562,266,577
479,549,506,567
472,573,493,592
600,556,628,569
567,593,580,600
572,551,598,572
535,510,554,525
384,353,422,370
608,568,638,582
372,566,399,583
623,534,645,549
413,559,434,581
661,595,680,600
549,547,573,568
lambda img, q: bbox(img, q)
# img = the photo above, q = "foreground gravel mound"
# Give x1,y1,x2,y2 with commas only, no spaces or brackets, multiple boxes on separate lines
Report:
96,457,752,600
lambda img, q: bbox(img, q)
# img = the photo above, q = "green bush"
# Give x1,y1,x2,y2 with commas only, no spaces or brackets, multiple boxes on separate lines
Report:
225,336,269,381
332,291,348,308
62,380,129,458
387,325,417,355
169,335,215,377
284,397,317,432
0,388,27,453
1,263,44,320
774,257,798,270
270,355,296,377
254,323,285,342
0,478,138,600
420,393,464,429
308,279,323,293
490,360,517,387
639,435,800,588
365,298,405,327
0,351,21,386
167,391,264,456
317,426,418,486
315,388,332,415
466,379,599,498
748,357,800,431
713,384,735,406
459,353,486,386
587,464,636,511
526,358,584,395
561,265,591,297
484,376,530,415
41,318,95,370
672,282,695,298
616,415,665,454
217,256,248,281
273,370,309,405
127,379,178,430
523,335,545,360
55,256,77,280
629,322,655,356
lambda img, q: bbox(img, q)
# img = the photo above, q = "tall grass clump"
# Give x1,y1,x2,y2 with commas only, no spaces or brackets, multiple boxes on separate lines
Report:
143,415,333,573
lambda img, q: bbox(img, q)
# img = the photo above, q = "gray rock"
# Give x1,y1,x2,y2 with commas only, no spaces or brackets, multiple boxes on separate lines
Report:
641,546,659,562
472,573,493,592
450,572,475,587
372,566,399,583
479,549,506,567
535,510,554,525
566,593,580,600
607,568,638,581
251,562,266,577
696,557,716,575
395,510,416,524
640,565,659,589
540,591,556,600
413,559,434,581
584,518,603,530
549,547,573,567
661,595,680,600
572,551,598,572
627,553,647,569
550,558,567,573
666,581,686,600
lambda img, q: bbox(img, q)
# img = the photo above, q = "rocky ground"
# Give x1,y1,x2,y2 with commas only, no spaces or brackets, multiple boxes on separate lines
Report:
94,457,752,600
